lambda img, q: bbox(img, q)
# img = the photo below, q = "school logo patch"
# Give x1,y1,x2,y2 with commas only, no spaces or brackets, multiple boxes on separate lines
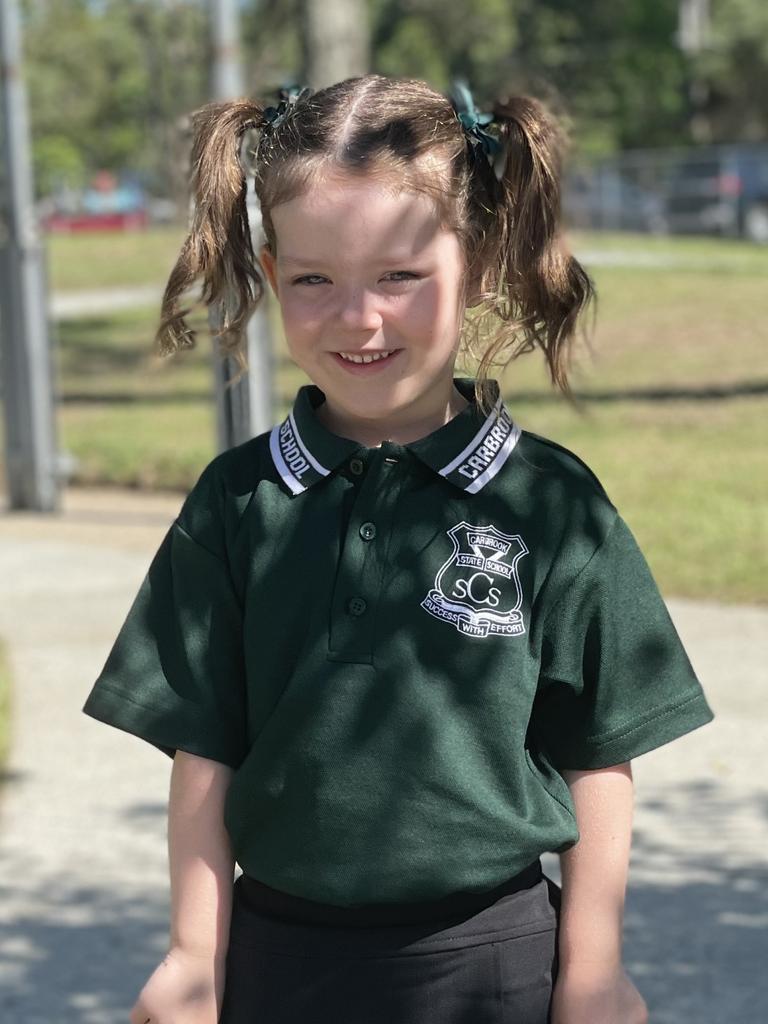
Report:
421,522,528,639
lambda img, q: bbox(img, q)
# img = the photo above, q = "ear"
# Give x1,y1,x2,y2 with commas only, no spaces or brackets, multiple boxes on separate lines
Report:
259,245,279,297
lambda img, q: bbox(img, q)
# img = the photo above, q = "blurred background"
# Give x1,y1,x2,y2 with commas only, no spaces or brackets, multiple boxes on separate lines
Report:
0,4,767,1021
0,0,766,603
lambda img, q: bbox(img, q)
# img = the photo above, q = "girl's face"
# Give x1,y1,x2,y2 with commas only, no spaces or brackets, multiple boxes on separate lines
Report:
259,171,470,445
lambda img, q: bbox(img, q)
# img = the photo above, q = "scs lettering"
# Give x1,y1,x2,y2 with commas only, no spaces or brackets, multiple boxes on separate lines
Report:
451,572,501,607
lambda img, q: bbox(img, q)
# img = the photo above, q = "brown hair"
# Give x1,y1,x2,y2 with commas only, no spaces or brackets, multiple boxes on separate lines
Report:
156,74,595,415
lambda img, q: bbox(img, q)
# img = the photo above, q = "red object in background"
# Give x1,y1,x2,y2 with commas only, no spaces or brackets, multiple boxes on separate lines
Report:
92,170,118,193
717,172,742,197
42,210,149,233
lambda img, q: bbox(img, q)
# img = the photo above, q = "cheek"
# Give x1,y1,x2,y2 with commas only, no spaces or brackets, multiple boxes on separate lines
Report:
278,293,325,338
400,280,459,337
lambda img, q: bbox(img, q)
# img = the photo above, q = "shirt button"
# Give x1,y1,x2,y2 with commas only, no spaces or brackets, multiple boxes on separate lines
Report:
359,521,377,541
349,458,364,475
347,596,367,616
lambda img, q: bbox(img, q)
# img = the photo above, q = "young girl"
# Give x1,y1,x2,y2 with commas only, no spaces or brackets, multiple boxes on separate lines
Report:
82,74,715,1024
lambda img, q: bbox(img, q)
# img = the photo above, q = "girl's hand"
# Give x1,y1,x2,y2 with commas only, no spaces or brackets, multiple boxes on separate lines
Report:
551,961,649,1024
128,945,227,1024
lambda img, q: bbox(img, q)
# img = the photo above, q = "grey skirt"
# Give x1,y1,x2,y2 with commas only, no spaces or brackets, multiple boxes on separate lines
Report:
219,864,561,1024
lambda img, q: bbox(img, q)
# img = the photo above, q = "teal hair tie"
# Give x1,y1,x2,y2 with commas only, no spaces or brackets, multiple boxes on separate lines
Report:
262,83,312,132
447,79,505,179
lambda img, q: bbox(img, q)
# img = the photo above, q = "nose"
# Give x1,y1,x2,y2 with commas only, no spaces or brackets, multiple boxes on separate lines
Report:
335,286,383,331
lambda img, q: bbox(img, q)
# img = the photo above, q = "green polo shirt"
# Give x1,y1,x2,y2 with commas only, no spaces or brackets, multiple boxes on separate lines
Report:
82,376,715,905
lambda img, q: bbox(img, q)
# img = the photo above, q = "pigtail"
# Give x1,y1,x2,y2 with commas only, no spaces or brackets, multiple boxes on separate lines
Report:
155,98,267,367
470,95,596,403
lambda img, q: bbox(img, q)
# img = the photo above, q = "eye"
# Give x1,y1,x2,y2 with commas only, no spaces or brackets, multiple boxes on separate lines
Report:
292,274,328,286
386,271,420,282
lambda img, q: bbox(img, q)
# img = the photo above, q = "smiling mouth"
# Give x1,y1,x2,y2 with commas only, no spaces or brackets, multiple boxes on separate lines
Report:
336,350,398,364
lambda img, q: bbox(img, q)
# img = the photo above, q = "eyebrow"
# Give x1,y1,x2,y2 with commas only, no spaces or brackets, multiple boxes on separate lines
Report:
277,254,427,267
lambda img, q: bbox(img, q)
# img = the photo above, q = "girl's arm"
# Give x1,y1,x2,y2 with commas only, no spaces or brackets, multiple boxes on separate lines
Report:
558,761,633,966
129,751,235,1023
168,749,236,958
552,761,649,1024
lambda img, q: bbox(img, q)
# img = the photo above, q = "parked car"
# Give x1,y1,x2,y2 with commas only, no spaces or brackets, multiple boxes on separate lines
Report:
562,168,666,234
661,144,768,243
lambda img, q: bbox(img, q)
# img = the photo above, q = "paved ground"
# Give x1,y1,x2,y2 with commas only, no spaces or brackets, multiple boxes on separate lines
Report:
51,285,164,319
0,485,766,1023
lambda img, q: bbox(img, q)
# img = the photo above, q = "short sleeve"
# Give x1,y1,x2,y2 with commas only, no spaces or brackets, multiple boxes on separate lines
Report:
532,512,715,771
81,465,248,769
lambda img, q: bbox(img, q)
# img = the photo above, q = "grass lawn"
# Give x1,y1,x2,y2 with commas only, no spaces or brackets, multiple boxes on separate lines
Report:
2,227,765,603
45,224,768,290
46,225,189,292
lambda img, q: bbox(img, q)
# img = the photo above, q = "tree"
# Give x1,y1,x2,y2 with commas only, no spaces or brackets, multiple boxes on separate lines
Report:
300,0,370,88
17,0,767,209
370,0,691,157
696,0,768,139
22,0,209,203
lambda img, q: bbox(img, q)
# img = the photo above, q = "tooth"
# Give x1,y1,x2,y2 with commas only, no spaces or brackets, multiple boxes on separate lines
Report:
338,350,394,363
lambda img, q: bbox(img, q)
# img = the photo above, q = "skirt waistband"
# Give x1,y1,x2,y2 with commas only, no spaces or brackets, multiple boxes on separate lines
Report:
237,859,543,928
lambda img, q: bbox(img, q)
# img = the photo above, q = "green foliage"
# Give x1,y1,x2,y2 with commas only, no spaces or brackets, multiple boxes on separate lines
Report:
375,14,447,86
33,136,86,195
515,0,768,148
22,0,209,200
373,0,517,93
696,0,768,139
240,0,305,93
369,0,691,155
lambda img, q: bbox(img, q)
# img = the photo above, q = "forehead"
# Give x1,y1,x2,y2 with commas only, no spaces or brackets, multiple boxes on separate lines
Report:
272,172,459,265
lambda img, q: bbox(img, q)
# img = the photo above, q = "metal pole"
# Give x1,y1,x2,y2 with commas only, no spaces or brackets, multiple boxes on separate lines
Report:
0,0,60,511
208,0,274,451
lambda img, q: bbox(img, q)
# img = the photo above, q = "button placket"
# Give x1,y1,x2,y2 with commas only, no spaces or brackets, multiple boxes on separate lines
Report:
329,448,404,661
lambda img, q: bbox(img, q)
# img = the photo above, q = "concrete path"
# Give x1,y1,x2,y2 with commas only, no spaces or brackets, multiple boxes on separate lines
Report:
0,486,766,1023
51,286,164,319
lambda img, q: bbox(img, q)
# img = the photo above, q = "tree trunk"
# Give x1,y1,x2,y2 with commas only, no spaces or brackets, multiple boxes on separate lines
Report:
300,0,370,90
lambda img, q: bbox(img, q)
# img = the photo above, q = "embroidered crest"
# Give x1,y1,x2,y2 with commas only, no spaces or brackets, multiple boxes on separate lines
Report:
421,522,528,639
